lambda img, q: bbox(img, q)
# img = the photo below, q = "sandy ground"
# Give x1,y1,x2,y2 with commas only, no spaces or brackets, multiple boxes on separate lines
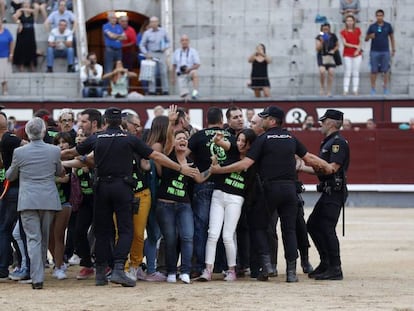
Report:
0,207,413,311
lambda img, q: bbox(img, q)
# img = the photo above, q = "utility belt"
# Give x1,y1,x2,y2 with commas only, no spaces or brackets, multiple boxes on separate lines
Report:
317,177,344,194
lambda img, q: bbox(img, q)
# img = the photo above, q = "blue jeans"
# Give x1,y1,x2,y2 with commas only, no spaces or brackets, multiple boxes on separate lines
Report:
47,47,74,68
156,201,194,274
192,182,214,273
104,47,122,73
144,202,161,274
370,51,391,73
82,87,104,98
0,186,19,274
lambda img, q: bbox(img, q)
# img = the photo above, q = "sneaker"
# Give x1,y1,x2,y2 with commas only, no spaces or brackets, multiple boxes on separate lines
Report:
60,263,68,272
126,266,138,282
136,266,147,281
191,89,199,99
383,88,390,95
19,278,33,284
53,268,67,280
179,273,191,284
46,67,53,73
197,269,211,282
370,88,376,95
145,271,167,282
9,267,29,281
68,254,81,265
224,270,236,281
105,267,112,280
76,267,94,280
167,274,176,283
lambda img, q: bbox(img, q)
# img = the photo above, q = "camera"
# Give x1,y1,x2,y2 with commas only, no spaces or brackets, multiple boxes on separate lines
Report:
180,65,187,74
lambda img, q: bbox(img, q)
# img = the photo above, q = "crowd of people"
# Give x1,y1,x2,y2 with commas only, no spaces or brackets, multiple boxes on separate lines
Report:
0,104,350,289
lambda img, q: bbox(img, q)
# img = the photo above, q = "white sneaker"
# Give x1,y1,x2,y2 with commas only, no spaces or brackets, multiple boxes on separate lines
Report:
191,89,199,99
179,273,191,284
53,268,67,280
68,254,80,265
167,274,176,283
126,267,138,281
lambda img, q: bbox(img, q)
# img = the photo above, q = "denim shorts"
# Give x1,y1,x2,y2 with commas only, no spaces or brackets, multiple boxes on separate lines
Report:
370,51,390,73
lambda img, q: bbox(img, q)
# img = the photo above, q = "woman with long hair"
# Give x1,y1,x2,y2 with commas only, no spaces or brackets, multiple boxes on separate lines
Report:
340,15,362,95
102,60,137,98
248,43,271,97
199,128,257,281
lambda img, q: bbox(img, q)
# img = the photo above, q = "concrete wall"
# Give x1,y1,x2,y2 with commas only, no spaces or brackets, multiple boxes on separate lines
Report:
171,0,414,97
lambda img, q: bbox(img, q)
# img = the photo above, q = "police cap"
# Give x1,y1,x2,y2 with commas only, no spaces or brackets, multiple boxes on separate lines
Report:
319,109,344,121
104,107,122,120
258,106,285,120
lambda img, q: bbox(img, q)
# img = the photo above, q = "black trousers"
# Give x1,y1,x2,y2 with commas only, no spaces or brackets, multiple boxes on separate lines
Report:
307,191,343,266
296,194,311,251
75,194,94,267
94,179,133,266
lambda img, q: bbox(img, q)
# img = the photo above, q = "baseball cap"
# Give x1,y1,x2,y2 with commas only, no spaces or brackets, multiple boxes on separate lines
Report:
319,109,344,121
258,106,285,120
104,107,122,120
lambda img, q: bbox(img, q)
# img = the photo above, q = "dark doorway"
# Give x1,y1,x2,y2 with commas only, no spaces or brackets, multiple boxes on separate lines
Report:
86,11,149,94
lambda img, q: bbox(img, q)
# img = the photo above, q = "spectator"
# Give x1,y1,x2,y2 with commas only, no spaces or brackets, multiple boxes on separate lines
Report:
340,15,362,95
44,0,75,32
302,115,318,131
32,0,48,23
342,118,360,131
366,118,376,130
244,108,255,128
316,23,339,96
339,0,360,22
248,43,271,97
144,105,164,130
46,19,74,73
139,16,170,95
136,20,149,94
12,1,38,72
0,0,5,23
6,117,64,290
398,118,414,130
49,0,72,12
172,34,201,99
80,52,104,97
119,15,136,70
102,11,125,76
0,18,14,95
365,9,396,95
102,60,137,98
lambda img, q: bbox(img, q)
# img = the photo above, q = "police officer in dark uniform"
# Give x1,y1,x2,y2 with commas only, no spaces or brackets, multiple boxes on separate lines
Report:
64,107,197,287
302,109,349,280
211,106,333,282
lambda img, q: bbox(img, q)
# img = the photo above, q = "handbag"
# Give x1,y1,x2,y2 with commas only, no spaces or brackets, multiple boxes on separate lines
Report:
69,172,83,212
322,54,336,66
334,50,342,66
139,59,156,82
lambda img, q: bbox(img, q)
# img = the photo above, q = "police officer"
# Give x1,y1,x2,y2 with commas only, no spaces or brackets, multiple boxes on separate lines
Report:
300,109,349,280
211,106,333,282
64,107,197,287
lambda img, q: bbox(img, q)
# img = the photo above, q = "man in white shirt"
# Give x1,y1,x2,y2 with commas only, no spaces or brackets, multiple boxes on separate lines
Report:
46,19,74,72
80,52,104,97
172,34,200,99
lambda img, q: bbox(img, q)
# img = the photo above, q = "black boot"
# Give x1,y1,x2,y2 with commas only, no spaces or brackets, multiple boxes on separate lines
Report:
110,262,136,287
308,261,329,279
299,248,314,274
314,266,343,280
286,260,298,283
257,254,273,281
95,265,108,286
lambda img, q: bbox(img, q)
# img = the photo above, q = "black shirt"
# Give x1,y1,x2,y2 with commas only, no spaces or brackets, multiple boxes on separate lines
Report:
76,127,153,178
132,153,149,193
318,131,350,182
0,132,22,187
157,153,194,203
247,127,307,181
188,126,238,178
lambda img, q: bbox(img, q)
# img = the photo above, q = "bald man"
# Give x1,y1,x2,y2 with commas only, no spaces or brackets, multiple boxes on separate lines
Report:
139,16,170,95
172,34,200,99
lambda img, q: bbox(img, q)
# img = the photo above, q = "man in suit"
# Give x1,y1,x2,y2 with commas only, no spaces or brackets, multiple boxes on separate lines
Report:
6,117,64,289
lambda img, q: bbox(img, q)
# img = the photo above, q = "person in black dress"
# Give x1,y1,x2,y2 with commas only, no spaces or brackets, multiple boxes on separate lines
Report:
248,43,271,97
12,1,37,72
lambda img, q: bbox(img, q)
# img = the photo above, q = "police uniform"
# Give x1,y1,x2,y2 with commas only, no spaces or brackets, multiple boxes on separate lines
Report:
76,107,154,287
307,109,350,280
246,106,308,282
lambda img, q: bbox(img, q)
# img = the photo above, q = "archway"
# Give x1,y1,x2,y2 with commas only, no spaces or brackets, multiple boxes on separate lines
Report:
86,11,149,93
